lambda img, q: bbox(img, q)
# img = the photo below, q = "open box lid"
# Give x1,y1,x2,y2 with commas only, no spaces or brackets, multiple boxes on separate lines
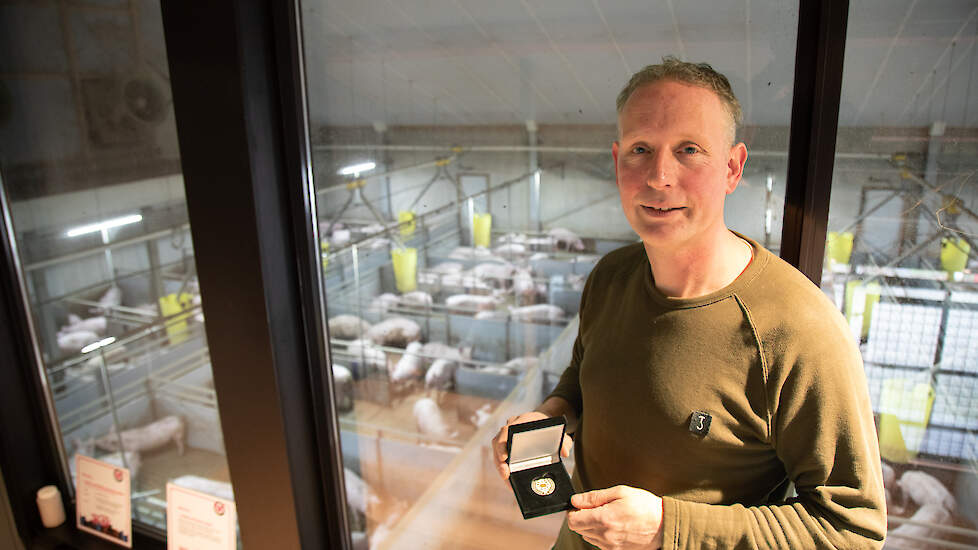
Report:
506,416,566,473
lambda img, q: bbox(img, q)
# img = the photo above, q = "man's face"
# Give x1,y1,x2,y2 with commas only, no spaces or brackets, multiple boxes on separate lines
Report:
612,80,747,251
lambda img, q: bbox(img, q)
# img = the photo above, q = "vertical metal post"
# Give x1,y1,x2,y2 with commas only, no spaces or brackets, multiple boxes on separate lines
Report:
467,198,475,246
527,120,540,232
764,172,774,249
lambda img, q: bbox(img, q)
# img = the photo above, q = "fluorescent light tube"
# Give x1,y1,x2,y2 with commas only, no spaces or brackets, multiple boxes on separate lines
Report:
338,161,376,176
81,337,116,354
66,214,143,237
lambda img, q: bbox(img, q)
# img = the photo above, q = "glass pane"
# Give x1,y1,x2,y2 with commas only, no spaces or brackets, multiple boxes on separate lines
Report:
0,1,238,543
300,1,798,547
823,1,978,546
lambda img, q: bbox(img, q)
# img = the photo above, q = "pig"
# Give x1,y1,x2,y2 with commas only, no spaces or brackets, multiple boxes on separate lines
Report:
420,341,471,363
57,330,100,353
469,403,493,427
430,262,464,274
512,269,539,304
346,339,388,372
494,243,527,256
64,314,108,335
445,294,503,312
529,252,551,262
503,356,540,372
95,415,186,456
472,262,516,289
497,233,527,245
328,315,372,340
413,397,457,440
897,470,956,511
400,291,433,308
333,365,354,412
368,293,401,315
510,304,565,322
366,317,422,348
90,286,122,314
344,467,380,516
548,227,585,251
171,475,234,501
884,504,951,549
390,342,425,383
424,358,458,391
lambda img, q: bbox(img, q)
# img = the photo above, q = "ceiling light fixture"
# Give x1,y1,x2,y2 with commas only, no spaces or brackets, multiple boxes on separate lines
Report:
338,161,376,177
66,214,143,238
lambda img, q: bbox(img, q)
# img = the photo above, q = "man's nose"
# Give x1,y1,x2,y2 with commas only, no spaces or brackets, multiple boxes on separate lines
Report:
646,150,672,188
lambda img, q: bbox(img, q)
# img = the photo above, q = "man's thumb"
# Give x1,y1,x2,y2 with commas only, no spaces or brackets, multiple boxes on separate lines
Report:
571,486,624,509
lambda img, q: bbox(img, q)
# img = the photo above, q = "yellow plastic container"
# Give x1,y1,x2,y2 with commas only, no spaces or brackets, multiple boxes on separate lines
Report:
844,280,881,339
878,380,934,463
391,247,417,293
940,237,969,273
826,231,854,265
158,292,194,345
473,213,492,248
398,211,416,238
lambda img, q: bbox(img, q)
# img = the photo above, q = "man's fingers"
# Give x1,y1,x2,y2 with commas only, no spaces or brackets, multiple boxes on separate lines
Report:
566,507,602,533
560,434,573,457
571,486,626,509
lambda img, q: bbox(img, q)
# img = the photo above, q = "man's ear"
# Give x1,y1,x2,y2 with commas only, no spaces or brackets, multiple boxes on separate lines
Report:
725,142,748,194
612,141,620,184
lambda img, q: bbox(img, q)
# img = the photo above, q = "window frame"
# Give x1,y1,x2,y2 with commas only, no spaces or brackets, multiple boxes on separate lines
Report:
0,0,849,548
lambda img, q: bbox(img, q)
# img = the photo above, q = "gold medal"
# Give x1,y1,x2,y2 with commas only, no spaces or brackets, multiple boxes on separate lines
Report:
530,476,556,496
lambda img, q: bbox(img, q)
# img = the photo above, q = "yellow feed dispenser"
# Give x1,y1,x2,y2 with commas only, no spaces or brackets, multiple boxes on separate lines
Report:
826,231,854,265
940,237,969,274
473,213,492,248
159,292,194,345
391,247,417,293
398,211,416,238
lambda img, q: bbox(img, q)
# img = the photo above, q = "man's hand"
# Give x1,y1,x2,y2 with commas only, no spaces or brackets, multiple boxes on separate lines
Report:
491,411,573,480
567,486,664,550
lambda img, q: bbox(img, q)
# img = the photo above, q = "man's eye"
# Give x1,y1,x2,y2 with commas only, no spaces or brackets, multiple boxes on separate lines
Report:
680,146,699,155
630,146,648,154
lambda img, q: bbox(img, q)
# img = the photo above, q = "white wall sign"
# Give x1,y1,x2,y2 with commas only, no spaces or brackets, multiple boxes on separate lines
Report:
166,482,237,550
75,455,132,547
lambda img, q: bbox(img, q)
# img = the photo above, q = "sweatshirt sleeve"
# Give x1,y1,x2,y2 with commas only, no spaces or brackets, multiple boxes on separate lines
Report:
660,300,887,549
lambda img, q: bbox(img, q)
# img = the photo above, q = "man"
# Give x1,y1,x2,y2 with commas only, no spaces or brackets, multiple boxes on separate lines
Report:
491,57,886,549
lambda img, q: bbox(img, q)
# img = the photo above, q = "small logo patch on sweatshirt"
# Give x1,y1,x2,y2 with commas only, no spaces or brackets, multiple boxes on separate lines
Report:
688,411,711,436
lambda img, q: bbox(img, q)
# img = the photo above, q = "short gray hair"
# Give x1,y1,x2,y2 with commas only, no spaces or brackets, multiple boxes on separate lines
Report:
616,56,742,141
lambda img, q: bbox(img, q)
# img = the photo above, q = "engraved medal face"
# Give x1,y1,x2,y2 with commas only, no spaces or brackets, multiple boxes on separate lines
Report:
530,476,556,496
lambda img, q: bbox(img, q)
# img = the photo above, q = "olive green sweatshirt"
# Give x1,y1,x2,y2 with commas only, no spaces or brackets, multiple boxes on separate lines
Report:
548,237,886,549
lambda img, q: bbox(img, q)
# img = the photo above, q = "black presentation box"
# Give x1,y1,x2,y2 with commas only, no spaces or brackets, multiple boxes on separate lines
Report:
506,416,574,519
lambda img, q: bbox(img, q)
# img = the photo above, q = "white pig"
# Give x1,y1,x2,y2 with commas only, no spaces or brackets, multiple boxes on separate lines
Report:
344,467,380,516
91,286,122,314
445,294,503,312
472,262,516,289
366,317,422,348
95,415,186,456
368,293,401,315
391,342,425,383
897,470,956,511
413,397,456,440
510,304,565,322
400,291,433,308
424,358,457,391
548,227,585,251
884,504,951,549
328,315,372,340
346,339,388,372
64,314,108,335
469,403,493,427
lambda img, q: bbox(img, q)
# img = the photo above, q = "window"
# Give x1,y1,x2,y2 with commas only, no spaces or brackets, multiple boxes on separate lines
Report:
299,1,798,546
822,1,978,544
0,1,237,542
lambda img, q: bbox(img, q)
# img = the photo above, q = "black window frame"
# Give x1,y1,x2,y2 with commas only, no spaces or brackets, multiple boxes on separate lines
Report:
0,0,847,548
